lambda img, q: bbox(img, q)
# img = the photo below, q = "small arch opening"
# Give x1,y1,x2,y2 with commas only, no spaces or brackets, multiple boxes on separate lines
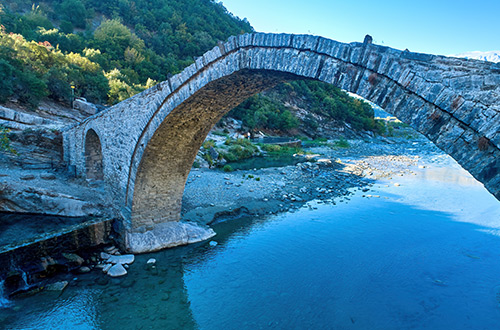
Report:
84,129,104,181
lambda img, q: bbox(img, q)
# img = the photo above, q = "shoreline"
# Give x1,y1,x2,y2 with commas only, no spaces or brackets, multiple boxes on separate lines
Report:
182,134,442,226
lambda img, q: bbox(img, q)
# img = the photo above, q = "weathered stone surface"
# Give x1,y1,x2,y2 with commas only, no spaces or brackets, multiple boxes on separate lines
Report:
107,254,135,265
0,182,105,217
126,222,216,254
45,281,68,291
107,263,127,277
62,33,500,252
62,253,84,266
73,98,97,116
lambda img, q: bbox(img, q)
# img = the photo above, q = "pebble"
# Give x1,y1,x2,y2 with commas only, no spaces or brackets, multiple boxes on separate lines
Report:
147,258,156,264
209,241,218,247
78,266,91,274
20,174,35,180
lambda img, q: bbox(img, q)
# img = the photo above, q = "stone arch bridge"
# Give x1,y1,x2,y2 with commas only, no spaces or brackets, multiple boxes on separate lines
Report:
63,33,500,252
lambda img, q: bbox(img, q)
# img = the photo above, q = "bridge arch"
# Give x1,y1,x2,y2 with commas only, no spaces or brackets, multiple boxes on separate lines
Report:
63,33,500,252
84,128,104,181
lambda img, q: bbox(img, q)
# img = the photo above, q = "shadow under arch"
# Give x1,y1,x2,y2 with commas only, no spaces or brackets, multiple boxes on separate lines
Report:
63,33,500,252
128,37,500,233
84,128,104,181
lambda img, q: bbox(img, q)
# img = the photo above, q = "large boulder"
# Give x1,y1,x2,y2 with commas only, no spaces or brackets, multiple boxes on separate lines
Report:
73,98,97,116
126,222,216,254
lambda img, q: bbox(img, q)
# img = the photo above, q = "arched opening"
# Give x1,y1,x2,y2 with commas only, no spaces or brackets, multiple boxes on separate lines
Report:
84,129,104,181
109,34,499,241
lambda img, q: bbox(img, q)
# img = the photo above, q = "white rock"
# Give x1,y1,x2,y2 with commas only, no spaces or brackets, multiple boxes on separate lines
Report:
102,263,112,273
209,241,218,247
126,222,216,254
100,252,111,260
147,258,156,265
107,264,127,277
107,254,135,265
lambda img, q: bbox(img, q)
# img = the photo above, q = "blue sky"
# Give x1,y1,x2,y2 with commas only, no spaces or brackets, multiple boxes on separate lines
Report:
221,0,499,55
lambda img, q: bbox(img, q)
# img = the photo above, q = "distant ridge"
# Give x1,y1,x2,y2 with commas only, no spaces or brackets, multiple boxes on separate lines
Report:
453,51,500,63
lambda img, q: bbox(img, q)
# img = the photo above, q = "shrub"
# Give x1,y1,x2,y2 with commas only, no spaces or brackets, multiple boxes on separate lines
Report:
223,164,233,172
202,140,215,149
0,126,15,154
333,138,350,148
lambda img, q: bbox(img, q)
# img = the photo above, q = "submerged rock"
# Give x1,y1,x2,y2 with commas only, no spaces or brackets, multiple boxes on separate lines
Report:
62,253,84,266
45,281,68,292
78,266,91,274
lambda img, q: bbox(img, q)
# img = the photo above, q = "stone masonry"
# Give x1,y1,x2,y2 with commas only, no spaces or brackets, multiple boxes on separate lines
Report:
63,33,500,250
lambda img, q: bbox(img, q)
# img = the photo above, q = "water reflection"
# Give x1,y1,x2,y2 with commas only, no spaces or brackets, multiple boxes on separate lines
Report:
1,155,500,329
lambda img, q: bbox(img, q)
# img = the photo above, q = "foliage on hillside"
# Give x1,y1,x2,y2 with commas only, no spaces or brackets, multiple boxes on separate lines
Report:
0,28,108,106
0,1,380,136
0,0,252,106
229,80,383,135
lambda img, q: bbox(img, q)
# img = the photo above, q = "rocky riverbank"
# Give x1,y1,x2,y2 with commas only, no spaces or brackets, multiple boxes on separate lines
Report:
181,131,443,226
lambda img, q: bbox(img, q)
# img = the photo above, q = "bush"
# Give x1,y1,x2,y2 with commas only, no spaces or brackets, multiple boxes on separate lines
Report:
333,138,350,148
202,140,215,149
0,126,15,154
222,164,233,172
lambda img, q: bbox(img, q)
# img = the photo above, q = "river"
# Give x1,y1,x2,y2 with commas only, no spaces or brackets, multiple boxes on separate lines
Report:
1,152,500,329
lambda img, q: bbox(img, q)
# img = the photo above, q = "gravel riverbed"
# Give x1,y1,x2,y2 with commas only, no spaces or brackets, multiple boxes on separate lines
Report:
181,134,444,225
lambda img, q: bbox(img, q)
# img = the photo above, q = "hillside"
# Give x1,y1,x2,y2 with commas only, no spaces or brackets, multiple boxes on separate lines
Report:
0,0,252,105
0,0,381,137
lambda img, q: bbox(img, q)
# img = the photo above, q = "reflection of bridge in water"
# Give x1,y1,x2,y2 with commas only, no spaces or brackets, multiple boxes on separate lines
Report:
63,33,500,252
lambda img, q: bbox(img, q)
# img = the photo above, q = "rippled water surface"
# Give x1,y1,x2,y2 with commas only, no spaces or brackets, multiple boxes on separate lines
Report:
2,156,500,330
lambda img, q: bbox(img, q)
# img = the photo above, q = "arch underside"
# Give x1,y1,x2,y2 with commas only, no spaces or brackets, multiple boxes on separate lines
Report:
130,70,298,230
129,67,500,232
108,34,500,233
84,129,104,181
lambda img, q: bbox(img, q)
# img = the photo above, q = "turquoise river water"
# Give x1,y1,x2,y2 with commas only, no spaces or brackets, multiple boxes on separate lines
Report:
1,155,500,330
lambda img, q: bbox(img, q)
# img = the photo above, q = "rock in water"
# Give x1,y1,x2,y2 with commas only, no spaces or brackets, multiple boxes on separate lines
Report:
107,264,127,277
126,222,216,254
209,241,218,247
147,258,156,265
107,254,135,265
102,263,112,273
45,281,68,292
78,266,91,273
62,253,85,266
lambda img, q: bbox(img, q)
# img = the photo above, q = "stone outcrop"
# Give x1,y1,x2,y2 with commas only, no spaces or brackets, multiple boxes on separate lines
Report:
63,33,500,252
126,222,216,254
0,181,106,217
73,98,98,116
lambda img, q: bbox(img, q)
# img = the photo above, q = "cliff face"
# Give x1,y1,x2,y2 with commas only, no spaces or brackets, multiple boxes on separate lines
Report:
0,102,114,218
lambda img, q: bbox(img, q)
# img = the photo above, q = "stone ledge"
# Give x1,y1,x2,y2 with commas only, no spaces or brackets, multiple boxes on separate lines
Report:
126,221,215,254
